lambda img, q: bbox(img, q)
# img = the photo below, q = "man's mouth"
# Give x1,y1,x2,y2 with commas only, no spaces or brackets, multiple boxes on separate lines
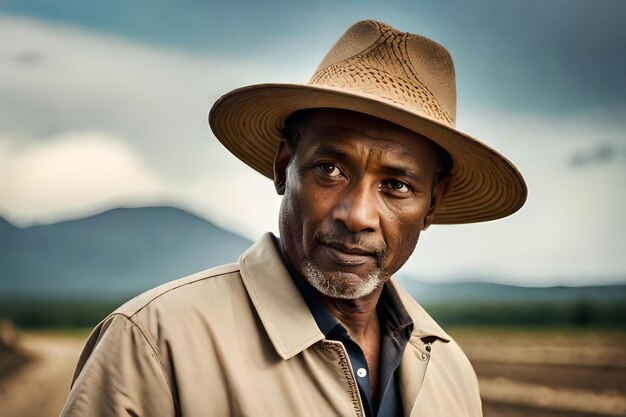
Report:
320,242,377,266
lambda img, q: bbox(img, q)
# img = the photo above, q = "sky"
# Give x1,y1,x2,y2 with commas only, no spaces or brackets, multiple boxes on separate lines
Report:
1,0,625,286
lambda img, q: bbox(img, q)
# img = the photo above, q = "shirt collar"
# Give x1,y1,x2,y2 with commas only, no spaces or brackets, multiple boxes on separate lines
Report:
377,282,414,336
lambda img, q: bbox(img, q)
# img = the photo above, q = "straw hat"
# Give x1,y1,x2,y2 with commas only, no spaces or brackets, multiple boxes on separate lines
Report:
209,20,527,224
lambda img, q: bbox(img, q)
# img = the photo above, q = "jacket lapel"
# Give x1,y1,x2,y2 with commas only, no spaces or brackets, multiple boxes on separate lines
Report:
390,280,451,416
398,336,431,417
239,233,325,360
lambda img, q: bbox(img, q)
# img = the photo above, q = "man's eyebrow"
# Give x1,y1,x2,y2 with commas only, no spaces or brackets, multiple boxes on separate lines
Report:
310,143,349,159
380,165,425,183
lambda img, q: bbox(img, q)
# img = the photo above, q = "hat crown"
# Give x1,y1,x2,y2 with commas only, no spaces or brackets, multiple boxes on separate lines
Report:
309,20,457,127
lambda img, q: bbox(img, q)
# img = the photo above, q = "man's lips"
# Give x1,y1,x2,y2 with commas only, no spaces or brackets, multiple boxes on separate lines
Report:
320,242,377,266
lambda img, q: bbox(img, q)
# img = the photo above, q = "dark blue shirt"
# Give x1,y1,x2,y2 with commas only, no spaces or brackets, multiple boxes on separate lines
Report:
290,273,414,417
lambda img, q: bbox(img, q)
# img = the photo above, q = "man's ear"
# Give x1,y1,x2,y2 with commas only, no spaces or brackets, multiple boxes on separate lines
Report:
422,175,451,230
273,140,291,195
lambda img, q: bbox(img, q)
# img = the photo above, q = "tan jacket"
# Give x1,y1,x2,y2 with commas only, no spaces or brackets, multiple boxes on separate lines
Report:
61,233,482,417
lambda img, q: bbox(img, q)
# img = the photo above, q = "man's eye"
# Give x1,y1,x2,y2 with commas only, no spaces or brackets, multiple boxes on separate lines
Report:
386,180,410,193
318,163,341,177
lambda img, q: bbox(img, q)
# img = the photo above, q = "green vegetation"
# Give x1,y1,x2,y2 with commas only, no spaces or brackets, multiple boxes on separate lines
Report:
0,299,126,329
425,299,626,328
0,298,624,329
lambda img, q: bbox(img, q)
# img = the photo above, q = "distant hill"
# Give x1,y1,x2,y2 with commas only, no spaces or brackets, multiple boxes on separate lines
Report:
1,207,625,328
1,207,624,305
0,207,252,298
395,277,626,304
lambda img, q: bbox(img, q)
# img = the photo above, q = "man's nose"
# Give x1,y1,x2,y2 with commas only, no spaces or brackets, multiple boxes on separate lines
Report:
332,183,379,233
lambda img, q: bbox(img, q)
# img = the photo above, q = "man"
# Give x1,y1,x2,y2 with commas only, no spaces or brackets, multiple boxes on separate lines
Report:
61,20,526,417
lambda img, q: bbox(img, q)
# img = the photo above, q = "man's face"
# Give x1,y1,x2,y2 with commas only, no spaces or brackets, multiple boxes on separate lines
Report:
275,109,445,300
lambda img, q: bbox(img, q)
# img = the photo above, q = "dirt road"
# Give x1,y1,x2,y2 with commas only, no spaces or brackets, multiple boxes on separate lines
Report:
0,333,85,417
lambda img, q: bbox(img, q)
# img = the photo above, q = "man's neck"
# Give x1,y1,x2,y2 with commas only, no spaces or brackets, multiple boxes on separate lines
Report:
321,288,383,341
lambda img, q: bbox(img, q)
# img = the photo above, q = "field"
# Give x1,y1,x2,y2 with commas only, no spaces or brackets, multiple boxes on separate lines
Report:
1,327,624,417
451,328,626,416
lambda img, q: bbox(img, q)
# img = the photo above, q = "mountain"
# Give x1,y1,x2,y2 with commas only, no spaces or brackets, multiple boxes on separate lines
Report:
395,277,626,304
0,207,252,298
1,207,624,304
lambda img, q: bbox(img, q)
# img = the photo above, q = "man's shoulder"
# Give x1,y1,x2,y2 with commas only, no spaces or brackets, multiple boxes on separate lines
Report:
113,262,243,319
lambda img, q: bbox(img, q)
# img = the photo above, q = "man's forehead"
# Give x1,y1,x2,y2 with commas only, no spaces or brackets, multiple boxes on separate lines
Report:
307,137,422,163
302,109,408,137
297,109,439,160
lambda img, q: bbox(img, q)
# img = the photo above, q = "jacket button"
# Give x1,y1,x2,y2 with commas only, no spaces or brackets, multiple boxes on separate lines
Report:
357,368,367,378
425,345,431,352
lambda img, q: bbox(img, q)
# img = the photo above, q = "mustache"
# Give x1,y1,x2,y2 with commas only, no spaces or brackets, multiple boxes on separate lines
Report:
314,229,388,260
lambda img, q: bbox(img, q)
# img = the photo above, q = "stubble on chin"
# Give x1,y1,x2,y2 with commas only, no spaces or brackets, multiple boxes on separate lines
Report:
303,260,384,300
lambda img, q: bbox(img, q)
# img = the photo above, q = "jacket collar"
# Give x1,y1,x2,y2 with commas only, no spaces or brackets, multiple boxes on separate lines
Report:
239,233,449,360
239,233,325,360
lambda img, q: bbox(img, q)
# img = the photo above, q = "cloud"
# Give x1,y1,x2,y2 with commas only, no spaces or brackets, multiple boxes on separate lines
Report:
0,14,294,233
0,132,164,225
12,50,44,66
569,143,626,168
0,14,309,181
445,1,626,115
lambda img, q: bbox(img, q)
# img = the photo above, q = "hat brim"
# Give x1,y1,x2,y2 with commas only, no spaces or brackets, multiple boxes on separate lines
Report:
209,83,527,224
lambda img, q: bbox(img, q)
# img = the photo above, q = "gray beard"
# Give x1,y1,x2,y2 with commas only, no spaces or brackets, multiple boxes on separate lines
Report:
303,260,383,300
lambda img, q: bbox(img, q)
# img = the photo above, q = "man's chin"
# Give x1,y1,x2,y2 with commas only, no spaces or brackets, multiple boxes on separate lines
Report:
303,261,383,300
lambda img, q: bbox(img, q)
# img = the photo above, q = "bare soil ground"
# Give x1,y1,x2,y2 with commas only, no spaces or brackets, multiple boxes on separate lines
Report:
0,332,86,417
482,401,618,417
0,328,624,417
452,329,626,417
